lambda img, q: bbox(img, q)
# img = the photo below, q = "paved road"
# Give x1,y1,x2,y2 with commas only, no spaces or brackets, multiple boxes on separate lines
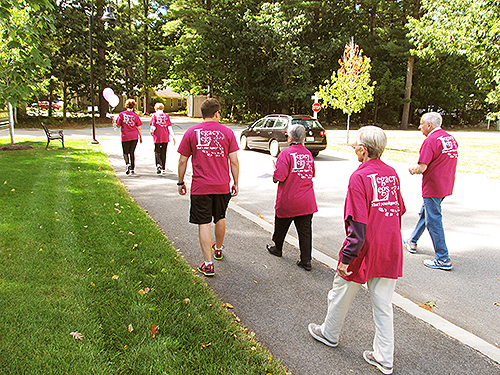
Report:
5,119,500,374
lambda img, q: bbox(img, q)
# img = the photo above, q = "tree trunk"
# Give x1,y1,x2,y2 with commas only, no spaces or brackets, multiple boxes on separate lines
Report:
346,113,351,144
401,55,414,129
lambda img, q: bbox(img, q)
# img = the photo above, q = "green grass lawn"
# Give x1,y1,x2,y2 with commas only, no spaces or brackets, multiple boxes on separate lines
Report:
0,138,287,375
326,131,500,178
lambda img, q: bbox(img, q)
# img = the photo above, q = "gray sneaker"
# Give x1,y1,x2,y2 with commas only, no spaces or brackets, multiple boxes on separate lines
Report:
363,351,393,374
308,323,338,347
403,238,417,253
424,258,453,270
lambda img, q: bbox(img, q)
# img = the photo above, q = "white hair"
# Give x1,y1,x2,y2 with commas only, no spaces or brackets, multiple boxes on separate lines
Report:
421,112,442,128
357,125,387,159
288,124,306,144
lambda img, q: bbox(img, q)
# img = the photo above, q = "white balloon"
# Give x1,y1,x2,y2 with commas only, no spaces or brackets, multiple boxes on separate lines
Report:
103,87,114,102
108,94,120,108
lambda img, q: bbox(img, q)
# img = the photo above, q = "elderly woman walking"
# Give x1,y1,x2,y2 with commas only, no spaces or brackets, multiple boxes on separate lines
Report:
266,124,317,271
308,126,405,375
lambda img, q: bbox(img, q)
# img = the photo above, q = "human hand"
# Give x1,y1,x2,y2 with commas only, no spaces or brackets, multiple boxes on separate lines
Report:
231,184,239,197
178,184,187,195
337,262,352,277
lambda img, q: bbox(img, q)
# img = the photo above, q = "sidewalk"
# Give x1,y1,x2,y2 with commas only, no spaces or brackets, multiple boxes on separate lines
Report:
98,131,500,375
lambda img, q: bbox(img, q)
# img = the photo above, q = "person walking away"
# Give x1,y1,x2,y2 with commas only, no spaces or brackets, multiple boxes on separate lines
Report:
150,102,176,174
406,112,458,270
266,124,317,271
115,99,143,175
177,98,239,277
308,126,405,375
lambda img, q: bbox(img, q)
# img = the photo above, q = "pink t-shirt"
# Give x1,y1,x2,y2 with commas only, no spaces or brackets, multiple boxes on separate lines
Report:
117,110,142,142
418,128,458,197
177,121,239,195
273,144,318,218
340,159,406,284
150,111,172,144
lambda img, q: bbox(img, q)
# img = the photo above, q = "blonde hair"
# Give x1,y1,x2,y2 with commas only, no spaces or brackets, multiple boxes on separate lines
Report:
154,102,164,111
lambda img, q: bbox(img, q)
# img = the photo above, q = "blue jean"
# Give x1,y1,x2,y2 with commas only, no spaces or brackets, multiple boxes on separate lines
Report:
409,197,450,262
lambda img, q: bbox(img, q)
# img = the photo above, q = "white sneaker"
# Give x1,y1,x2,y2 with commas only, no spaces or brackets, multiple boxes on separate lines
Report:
308,323,338,347
363,351,393,374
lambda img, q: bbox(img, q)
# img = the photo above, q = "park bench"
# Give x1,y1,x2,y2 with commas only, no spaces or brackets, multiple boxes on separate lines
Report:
41,123,64,150
0,118,9,131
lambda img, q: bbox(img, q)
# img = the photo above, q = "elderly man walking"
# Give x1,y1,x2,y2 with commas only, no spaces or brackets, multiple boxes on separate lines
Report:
266,124,317,271
308,126,405,375
406,112,458,270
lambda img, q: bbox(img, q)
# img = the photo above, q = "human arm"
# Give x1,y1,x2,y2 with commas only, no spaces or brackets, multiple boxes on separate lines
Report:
168,125,176,145
338,217,367,277
177,155,189,195
409,163,427,175
229,151,239,196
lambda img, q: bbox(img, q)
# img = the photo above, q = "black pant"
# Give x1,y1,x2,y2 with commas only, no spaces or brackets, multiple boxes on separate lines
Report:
272,214,313,262
122,139,138,170
154,142,168,170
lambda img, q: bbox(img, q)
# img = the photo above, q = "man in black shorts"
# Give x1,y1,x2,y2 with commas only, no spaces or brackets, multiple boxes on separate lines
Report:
177,99,239,276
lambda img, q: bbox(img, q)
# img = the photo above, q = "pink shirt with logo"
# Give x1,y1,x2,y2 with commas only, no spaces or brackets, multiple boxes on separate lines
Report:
340,159,406,284
150,111,172,144
418,128,458,197
177,121,239,195
273,144,318,218
116,110,142,142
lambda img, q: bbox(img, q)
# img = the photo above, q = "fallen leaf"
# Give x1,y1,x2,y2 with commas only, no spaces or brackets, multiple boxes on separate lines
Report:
70,331,84,340
254,280,258,284
256,214,263,219
424,301,437,308
124,345,128,350
128,324,134,332
138,289,145,295
184,298,190,303
494,302,500,306
128,232,134,235
151,324,159,338
90,282,95,286
222,303,234,309
112,275,119,280
201,342,211,349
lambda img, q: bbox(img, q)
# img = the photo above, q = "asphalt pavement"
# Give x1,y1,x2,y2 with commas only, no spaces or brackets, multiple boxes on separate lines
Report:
4,118,500,374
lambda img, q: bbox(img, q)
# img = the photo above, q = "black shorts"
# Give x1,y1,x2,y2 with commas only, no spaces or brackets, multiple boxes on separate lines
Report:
190,193,231,225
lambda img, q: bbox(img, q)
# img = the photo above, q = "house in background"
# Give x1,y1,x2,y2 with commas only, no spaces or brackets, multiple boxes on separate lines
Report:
149,87,187,113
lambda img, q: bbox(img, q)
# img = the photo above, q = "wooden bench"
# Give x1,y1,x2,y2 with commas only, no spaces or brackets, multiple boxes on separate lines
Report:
41,123,64,150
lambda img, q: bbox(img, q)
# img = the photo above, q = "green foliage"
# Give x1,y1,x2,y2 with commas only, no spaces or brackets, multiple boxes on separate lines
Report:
317,39,375,129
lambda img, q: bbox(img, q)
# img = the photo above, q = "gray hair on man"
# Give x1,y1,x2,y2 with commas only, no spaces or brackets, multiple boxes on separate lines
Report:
288,124,306,144
421,112,442,128
357,125,387,159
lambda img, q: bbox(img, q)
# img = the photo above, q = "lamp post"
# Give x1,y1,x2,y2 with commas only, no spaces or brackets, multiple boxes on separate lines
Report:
89,0,116,144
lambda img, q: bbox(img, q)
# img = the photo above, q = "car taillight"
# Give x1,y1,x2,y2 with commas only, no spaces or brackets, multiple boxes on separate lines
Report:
320,130,326,136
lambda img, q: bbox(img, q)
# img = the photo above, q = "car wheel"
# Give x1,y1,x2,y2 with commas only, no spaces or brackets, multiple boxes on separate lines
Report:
240,135,249,150
311,151,319,157
269,139,280,157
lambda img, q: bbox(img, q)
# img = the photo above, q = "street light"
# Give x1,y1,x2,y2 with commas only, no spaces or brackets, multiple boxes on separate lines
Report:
89,0,116,144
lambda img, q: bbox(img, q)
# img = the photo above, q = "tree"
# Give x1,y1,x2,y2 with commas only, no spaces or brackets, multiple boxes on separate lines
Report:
316,38,375,143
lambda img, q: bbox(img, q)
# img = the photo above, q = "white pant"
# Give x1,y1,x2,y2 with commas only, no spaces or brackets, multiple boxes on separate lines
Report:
321,275,397,368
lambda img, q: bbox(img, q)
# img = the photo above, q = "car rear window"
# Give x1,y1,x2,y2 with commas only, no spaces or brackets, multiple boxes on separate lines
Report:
291,119,323,129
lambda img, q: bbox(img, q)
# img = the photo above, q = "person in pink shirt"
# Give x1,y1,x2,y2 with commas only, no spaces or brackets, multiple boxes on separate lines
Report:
308,126,405,375
266,124,317,271
115,99,142,175
177,98,239,277
150,102,176,174
406,112,458,270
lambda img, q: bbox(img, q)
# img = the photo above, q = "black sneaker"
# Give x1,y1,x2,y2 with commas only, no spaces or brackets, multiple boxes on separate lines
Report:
156,165,161,174
266,244,282,257
297,260,312,271
125,164,131,175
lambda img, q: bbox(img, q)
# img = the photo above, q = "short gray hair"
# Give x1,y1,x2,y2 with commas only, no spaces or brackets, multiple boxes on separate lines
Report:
421,112,442,128
357,125,387,159
288,124,306,144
